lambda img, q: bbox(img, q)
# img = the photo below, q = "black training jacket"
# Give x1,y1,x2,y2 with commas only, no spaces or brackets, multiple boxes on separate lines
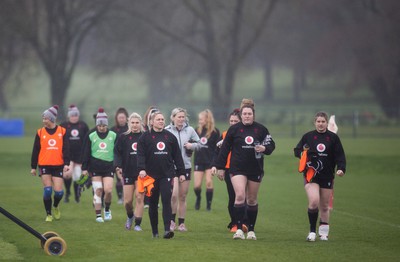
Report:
60,120,89,163
214,121,275,177
294,130,346,179
114,132,143,178
194,128,220,166
137,129,185,179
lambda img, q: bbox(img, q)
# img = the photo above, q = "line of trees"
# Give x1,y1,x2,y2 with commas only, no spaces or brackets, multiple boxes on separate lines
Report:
0,0,399,119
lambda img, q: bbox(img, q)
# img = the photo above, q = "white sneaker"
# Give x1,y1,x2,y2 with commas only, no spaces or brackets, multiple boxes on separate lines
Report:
96,217,104,223
170,220,176,232
178,223,187,232
233,229,245,240
125,217,133,230
134,225,143,231
319,225,329,241
104,210,112,221
306,232,316,242
320,235,328,241
246,231,257,240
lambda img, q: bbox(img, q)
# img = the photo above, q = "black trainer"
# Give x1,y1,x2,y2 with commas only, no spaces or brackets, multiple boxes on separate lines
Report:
64,193,70,203
163,231,174,239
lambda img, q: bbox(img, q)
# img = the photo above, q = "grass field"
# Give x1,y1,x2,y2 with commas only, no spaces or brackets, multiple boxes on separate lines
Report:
1,137,400,261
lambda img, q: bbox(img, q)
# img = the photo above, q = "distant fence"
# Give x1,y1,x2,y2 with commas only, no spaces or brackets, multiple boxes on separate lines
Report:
257,109,400,138
1,106,399,138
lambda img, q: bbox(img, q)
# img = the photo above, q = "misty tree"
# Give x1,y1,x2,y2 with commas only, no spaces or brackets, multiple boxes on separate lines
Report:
0,25,17,114
0,0,111,118
252,0,337,103
278,0,400,119
125,0,277,119
347,0,400,119
87,2,204,107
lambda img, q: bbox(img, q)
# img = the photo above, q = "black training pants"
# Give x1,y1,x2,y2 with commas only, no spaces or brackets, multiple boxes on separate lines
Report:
148,177,173,234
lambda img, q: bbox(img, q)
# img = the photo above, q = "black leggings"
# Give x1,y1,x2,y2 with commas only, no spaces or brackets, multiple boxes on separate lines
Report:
224,170,236,224
149,177,173,234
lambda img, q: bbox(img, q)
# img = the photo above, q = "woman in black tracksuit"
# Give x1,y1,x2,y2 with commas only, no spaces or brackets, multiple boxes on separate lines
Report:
212,102,275,240
110,107,129,204
294,111,346,242
114,112,144,231
60,104,89,203
137,111,185,239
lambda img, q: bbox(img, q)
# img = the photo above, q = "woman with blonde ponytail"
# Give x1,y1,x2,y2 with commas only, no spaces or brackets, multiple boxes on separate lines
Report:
193,109,220,211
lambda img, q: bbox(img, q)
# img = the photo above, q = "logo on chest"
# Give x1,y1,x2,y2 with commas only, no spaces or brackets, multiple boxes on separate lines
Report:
48,139,56,147
71,129,79,137
245,136,254,145
157,142,166,151
132,142,138,151
200,137,208,145
316,143,326,152
99,142,107,150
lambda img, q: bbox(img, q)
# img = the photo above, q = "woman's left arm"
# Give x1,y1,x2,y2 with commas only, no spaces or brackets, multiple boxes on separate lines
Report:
334,135,346,174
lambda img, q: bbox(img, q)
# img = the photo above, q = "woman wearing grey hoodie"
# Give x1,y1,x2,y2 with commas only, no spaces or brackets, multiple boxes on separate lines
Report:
165,107,200,232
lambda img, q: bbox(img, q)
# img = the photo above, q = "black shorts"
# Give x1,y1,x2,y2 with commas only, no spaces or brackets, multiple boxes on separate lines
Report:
231,172,263,183
92,172,114,178
39,166,63,178
304,175,334,189
123,176,138,185
176,168,192,180
194,164,211,172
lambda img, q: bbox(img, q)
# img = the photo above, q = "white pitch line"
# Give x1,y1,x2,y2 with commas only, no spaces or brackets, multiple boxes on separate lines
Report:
335,209,400,229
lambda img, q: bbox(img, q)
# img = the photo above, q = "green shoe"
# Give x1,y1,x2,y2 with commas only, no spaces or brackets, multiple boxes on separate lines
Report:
53,207,61,220
45,215,53,222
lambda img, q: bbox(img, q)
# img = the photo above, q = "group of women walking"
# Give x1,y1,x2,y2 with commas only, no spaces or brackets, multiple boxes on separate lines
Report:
30,99,346,241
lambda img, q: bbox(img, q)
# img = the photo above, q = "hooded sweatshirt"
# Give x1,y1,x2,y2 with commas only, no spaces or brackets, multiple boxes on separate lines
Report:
165,122,200,169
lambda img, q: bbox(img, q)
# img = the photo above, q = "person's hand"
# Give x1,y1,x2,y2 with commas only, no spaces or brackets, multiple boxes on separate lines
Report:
139,170,147,178
184,142,192,150
81,170,88,176
63,165,70,173
211,167,218,176
179,175,186,183
30,169,37,176
217,170,225,181
336,170,345,177
254,144,265,153
116,167,123,180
